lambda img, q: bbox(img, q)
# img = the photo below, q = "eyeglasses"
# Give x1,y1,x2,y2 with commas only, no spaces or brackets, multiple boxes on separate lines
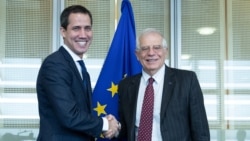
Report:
138,45,164,52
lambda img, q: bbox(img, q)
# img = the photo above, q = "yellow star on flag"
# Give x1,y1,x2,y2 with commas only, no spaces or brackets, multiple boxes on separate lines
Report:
94,102,107,116
107,82,118,97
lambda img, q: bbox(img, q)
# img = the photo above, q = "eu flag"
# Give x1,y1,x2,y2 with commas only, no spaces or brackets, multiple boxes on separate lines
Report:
92,0,141,140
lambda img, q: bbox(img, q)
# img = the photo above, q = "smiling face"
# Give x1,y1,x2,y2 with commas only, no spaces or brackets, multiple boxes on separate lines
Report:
60,13,93,58
136,32,168,76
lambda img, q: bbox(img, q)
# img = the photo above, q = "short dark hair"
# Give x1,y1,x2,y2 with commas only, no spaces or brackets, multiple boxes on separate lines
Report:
60,5,93,29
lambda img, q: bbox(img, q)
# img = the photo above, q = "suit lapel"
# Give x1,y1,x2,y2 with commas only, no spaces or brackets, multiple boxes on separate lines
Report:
59,47,83,84
127,74,141,139
59,47,92,111
160,66,176,119
129,75,141,113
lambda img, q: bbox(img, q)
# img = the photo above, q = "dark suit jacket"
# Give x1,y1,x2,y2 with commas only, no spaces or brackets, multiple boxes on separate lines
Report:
118,65,210,141
36,47,103,141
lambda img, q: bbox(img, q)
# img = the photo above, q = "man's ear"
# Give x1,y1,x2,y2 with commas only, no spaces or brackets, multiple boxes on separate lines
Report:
60,27,66,38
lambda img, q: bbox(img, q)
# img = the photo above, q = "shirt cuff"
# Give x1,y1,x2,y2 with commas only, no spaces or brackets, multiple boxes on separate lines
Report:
102,117,109,131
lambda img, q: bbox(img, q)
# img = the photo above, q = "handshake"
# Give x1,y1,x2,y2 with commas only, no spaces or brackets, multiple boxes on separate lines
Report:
103,114,121,139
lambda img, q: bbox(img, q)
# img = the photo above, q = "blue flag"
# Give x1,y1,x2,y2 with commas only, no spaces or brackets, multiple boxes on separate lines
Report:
92,0,141,140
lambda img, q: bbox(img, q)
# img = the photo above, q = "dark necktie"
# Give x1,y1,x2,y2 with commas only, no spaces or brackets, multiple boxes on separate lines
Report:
137,77,154,141
77,60,92,111
77,60,91,94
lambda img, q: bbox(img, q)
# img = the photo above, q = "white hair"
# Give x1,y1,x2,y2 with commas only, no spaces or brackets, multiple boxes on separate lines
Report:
136,28,168,50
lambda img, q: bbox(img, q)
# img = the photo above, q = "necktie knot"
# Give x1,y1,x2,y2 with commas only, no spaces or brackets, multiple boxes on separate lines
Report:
77,60,89,81
148,77,154,85
77,60,87,73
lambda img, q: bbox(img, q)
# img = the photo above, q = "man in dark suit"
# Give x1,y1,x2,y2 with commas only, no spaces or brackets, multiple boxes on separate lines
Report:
36,5,119,141
117,28,210,141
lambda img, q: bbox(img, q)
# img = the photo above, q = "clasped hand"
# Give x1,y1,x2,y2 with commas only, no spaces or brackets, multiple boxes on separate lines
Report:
103,114,120,139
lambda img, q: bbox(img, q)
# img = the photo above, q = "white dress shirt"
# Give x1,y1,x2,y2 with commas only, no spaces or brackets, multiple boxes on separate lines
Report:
135,65,165,141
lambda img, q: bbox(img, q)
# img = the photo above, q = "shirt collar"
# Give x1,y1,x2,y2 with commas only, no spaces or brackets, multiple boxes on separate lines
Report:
142,65,165,84
62,44,82,62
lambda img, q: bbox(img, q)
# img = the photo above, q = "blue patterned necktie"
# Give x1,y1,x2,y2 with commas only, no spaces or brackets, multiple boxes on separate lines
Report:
137,77,154,141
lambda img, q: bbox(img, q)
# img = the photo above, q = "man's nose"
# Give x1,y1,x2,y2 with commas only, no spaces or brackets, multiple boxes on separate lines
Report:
148,47,156,54
79,28,87,37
